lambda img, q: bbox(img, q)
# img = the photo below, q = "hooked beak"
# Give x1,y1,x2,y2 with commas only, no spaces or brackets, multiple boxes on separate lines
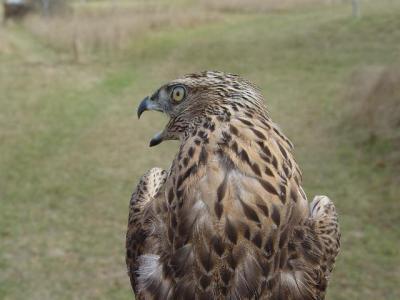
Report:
137,96,163,119
137,96,166,147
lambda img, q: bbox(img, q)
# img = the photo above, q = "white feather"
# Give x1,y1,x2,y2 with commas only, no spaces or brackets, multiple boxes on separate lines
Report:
136,254,162,291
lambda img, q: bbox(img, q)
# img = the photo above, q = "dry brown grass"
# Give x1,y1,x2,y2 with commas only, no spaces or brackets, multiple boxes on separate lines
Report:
23,3,218,61
20,0,347,61
199,0,342,13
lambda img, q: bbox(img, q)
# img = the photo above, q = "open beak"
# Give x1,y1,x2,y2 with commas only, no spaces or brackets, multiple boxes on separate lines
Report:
137,96,166,147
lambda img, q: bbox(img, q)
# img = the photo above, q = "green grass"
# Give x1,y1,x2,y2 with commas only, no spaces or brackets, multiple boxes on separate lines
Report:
1,1,400,299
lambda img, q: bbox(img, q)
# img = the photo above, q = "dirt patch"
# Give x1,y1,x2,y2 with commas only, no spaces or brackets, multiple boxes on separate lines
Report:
345,66,400,169
347,66,400,141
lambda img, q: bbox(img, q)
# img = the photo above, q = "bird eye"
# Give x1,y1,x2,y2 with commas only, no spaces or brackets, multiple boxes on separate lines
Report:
171,86,186,102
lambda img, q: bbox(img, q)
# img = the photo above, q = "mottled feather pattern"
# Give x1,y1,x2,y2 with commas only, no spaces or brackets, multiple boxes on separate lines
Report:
126,71,340,299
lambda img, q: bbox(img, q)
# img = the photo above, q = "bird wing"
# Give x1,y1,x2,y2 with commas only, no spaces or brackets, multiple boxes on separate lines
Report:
126,167,167,297
267,195,340,300
213,117,340,300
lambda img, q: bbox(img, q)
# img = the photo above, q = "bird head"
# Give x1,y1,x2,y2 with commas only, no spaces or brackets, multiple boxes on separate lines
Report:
137,71,264,147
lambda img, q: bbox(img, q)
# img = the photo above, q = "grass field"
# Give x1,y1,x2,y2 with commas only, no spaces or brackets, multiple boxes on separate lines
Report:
0,0,399,299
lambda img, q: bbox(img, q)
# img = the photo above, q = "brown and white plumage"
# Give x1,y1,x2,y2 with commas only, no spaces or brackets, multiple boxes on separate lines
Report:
126,71,340,300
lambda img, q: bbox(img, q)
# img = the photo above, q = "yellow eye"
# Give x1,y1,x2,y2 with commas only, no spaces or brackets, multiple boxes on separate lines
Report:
171,86,186,102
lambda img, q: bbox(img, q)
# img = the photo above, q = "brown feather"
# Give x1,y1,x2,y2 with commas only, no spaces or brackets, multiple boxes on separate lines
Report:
126,71,340,299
